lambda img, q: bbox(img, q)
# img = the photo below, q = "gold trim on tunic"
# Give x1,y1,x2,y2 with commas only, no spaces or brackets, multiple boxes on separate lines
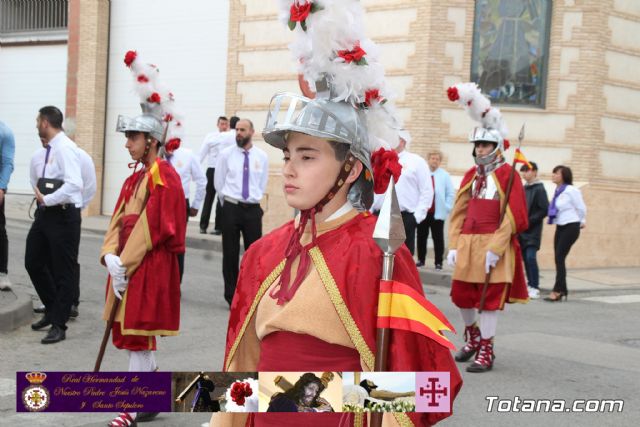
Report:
225,260,286,371
309,247,376,371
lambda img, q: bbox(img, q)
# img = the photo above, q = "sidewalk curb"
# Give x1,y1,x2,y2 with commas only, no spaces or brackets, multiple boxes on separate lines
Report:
0,289,33,332
7,217,225,253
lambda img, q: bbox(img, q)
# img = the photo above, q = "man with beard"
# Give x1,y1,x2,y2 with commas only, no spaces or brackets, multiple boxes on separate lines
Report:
214,119,268,306
27,106,83,344
267,373,333,413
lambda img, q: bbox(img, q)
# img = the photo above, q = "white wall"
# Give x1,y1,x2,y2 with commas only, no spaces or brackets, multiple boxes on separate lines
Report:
104,0,230,214
0,44,68,193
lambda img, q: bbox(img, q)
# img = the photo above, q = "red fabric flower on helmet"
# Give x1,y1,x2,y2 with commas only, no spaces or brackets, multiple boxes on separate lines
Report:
137,74,149,83
365,89,383,107
290,1,312,22
503,139,510,150
147,92,161,103
447,86,459,102
124,50,137,68
338,43,367,64
230,381,253,406
371,148,403,194
163,113,173,122
165,138,181,153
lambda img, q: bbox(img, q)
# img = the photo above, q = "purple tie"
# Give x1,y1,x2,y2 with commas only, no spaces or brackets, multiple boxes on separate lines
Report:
42,145,52,177
242,150,250,200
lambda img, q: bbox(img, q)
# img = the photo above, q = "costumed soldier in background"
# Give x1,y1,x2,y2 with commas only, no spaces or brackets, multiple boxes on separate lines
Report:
211,1,461,426
446,82,529,373
100,51,186,427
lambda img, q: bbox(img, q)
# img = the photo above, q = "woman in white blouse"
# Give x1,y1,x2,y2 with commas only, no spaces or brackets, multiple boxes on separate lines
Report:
544,165,586,302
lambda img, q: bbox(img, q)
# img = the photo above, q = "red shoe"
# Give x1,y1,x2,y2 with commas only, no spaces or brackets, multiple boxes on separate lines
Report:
108,412,136,427
454,323,481,362
466,338,495,373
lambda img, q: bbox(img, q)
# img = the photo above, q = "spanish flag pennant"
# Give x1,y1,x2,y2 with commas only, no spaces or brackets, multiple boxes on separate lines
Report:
377,280,456,351
146,159,165,191
513,148,533,169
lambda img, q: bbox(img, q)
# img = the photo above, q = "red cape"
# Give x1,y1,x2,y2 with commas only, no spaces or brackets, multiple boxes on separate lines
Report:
109,159,186,334
225,212,462,426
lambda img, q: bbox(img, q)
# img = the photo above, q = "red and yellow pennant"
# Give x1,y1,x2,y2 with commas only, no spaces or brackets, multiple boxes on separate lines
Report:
146,159,165,191
377,280,456,350
513,148,532,169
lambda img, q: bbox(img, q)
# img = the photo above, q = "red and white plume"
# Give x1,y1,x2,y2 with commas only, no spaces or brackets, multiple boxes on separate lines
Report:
447,82,509,146
123,50,184,147
278,0,402,150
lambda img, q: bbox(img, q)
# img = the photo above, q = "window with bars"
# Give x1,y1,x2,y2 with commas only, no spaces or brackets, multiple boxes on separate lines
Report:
471,0,552,108
0,0,68,36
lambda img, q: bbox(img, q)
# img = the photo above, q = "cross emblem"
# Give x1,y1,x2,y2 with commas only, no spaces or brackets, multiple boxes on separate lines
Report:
419,377,448,407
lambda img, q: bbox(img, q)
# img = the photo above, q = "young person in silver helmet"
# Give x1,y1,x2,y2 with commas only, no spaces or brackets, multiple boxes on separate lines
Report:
100,51,186,427
446,83,529,373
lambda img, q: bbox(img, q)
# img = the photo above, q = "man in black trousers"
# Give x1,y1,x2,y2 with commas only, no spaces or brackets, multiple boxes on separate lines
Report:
199,116,239,235
214,119,269,306
26,106,83,344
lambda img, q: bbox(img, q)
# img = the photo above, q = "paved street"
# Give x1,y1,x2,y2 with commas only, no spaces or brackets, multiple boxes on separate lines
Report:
1,219,639,426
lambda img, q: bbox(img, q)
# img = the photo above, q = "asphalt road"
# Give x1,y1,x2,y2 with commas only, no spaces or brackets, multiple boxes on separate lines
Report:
1,220,639,426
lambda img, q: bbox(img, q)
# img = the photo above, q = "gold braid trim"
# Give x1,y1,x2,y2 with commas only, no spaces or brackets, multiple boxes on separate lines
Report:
393,412,415,427
309,247,375,371
224,260,286,371
354,412,363,427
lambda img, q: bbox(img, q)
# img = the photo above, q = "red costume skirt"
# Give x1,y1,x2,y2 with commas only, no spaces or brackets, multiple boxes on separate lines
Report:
112,321,156,351
450,281,509,311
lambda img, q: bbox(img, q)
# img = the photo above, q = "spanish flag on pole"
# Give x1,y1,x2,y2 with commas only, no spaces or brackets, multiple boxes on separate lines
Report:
513,148,532,169
377,280,456,350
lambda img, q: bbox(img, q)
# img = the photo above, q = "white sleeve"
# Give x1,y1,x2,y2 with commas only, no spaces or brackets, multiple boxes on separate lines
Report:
190,154,207,210
198,137,210,165
259,152,269,193
214,149,228,204
29,154,39,189
81,152,97,209
572,187,587,225
413,157,432,224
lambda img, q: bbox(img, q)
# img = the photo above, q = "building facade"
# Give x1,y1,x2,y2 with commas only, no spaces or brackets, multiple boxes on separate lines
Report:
1,0,638,268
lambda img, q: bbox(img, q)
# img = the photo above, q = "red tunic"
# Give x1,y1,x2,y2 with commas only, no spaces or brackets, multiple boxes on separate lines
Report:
101,159,186,349
224,212,462,426
450,163,529,308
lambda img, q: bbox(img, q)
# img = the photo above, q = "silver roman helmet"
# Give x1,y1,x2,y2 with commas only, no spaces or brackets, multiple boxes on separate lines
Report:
116,104,165,143
263,90,374,210
469,126,504,166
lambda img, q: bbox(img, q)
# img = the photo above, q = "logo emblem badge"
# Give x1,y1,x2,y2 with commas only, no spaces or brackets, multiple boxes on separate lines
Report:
22,372,50,412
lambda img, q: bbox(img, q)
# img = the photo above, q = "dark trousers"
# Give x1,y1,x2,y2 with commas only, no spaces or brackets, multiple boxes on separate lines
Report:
177,199,190,283
25,207,81,328
0,196,7,273
401,211,417,255
221,201,263,305
521,245,540,289
416,212,445,265
71,218,82,306
553,222,580,295
200,168,222,232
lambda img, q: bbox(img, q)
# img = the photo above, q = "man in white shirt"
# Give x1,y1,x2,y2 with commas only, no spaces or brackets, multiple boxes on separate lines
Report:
26,106,84,344
214,119,269,306
416,150,455,270
32,146,96,318
165,144,207,282
371,130,433,255
199,116,238,235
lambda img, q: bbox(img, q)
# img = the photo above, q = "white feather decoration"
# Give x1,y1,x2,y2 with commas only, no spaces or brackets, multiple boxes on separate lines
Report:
278,0,401,150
